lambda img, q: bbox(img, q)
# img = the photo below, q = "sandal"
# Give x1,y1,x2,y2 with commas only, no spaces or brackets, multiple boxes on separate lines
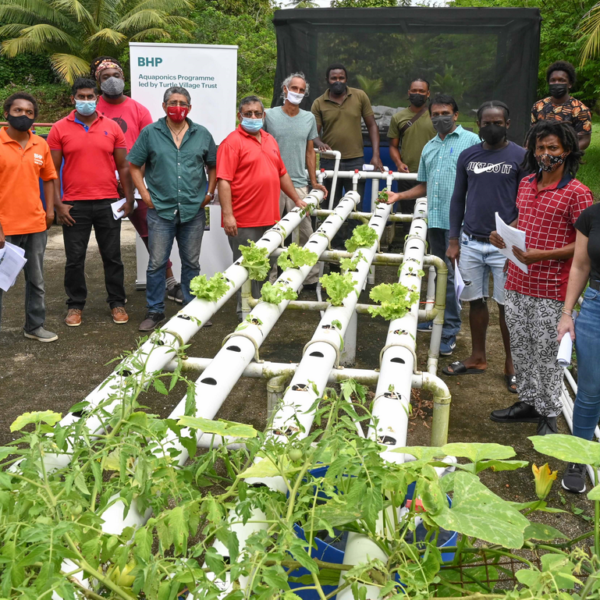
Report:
505,374,517,394
442,360,486,376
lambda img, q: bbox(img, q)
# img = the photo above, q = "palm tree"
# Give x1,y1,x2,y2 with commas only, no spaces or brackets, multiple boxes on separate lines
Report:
580,3,600,63
0,0,194,83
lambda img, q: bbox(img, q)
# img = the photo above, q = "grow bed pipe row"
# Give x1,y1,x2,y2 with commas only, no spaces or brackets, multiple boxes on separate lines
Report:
24,190,325,479
50,189,358,598
207,196,452,599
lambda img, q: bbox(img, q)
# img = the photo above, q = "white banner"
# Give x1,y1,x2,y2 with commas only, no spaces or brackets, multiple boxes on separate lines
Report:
129,42,237,287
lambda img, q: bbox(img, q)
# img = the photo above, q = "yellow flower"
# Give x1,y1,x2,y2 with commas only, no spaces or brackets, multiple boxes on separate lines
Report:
532,463,558,500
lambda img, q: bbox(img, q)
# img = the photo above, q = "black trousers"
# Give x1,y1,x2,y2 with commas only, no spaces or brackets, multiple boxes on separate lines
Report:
62,199,125,310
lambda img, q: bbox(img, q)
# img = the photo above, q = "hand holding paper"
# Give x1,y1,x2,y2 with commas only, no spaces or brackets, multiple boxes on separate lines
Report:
494,213,528,273
0,242,27,292
111,199,139,220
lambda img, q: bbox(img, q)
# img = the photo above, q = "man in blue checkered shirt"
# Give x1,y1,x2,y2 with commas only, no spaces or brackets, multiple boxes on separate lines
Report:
386,94,479,356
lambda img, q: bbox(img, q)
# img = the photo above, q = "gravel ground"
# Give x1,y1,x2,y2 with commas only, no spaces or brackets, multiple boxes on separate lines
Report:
0,222,595,545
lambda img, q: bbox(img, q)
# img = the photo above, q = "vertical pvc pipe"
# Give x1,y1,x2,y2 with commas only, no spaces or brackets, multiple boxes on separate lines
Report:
340,310,358,367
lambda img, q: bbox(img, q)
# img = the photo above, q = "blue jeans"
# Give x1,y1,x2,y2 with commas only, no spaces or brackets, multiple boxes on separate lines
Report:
458,233,507,305
0,230,47,333
429,228,461,341
572,286,600,440
146,208,205,313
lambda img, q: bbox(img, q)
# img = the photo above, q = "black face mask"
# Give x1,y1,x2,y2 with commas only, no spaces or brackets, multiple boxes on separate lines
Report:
549,83,568,99
479,123,507,145
409,93,427,108
431,115,455,135
330,81,346,95
7,114,34,132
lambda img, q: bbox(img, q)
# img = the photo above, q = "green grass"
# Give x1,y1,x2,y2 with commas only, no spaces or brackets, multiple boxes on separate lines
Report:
576,115,600,200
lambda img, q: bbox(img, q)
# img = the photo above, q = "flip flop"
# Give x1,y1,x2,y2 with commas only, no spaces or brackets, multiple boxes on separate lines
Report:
505,374,517,394
442,361,486,376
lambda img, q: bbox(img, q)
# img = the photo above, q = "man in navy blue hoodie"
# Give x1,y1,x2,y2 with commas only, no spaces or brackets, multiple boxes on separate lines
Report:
444,101,528,393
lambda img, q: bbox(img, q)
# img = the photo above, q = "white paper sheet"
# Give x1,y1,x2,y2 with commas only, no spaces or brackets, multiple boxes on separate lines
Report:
557,313,576,367
454,261,465,305
111,199,139,220
0,242,28,292
495,212,528,273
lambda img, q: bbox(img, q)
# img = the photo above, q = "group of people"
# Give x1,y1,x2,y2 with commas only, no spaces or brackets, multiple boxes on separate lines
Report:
0,56,598,494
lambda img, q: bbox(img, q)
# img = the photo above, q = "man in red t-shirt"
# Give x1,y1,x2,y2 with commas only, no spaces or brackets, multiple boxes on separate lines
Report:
48,77,135,327
490,121,592,435
217,96,307,319
0,92,58,342
91,56,183,304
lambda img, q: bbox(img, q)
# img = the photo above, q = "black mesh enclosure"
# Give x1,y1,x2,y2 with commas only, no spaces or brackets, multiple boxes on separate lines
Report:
272,7,541,145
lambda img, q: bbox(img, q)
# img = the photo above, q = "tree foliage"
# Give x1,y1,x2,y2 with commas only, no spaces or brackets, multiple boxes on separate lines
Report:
0,0,195,83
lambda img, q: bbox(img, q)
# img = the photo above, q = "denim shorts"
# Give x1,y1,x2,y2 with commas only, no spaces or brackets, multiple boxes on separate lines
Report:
458,232,507,305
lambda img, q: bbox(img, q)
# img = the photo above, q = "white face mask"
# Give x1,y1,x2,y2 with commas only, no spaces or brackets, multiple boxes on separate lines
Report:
286,90,305,105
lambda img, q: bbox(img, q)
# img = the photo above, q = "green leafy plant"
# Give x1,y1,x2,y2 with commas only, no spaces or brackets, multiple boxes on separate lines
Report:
320,272,356,306
239,241,271,281
260,281,298,305
368,282,420,321
190,272,230,302
277,243,318,271
376,187,389,204
345,224,378,253
340,250,366,272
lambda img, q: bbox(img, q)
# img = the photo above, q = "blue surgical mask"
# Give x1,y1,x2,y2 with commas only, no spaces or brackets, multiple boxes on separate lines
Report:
75,100,96,117
241,117,263,133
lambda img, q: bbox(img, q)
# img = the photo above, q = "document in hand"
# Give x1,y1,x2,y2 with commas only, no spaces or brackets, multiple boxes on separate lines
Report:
0,242,27,292
557,313,576,367
454,261,465,306
494,212,528,274
111,199,139,220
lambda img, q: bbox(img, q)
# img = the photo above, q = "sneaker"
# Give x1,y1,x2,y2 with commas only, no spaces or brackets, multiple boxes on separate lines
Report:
418,321,433,334
167,283,184,304
111,306,129,324
139,312,165,332
562,463,587,494
65,308,82,327
490,401,541,423
24,327,58,343
440,339,456,356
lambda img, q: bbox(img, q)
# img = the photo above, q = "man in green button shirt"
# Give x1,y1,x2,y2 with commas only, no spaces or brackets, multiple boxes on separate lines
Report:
128,86,217,332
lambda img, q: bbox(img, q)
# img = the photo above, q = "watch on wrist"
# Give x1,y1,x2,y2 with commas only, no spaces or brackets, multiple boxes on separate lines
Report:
206,192,215,199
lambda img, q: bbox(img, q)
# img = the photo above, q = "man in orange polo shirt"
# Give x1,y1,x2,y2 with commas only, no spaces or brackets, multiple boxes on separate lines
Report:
217,95,307,319
0,92,58,341
48,78,135,327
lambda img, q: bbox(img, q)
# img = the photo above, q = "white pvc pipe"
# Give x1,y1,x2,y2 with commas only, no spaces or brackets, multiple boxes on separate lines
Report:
319,170,418,180
316,149,341,210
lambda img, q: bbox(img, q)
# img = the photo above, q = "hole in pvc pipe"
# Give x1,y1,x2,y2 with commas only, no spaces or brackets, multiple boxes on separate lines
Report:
373,215,382,218
309,240,319,244
226,345,241,352
262,238,271,243
250,482,268,489
310,351,324,357
177,314,191,321
393,329,410,336
223,556,231,565
273,426,298,436
409,246,419,250
384,391,401,400
378,435,397,445
121,370,132,377
391,357,406,364
155,339,165,346
292,383,309,392
201,377,217,386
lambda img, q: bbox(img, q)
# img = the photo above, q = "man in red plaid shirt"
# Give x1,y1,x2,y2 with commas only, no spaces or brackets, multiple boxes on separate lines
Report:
489,121,592,435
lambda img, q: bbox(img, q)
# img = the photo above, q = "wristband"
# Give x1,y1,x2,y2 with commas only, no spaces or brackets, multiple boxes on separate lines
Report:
562,308,573,317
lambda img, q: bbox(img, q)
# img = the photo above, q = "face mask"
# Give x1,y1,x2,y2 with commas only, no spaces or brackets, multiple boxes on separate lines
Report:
7,114,34,132
431,115,455,135
549,83,568,99
100,77,125,97
75,100,96,117
479,123,507,145
330,81,346,95
536,151,568,172
409,93,427,108
167,106,189,123
286,90,304,105
241,117,263,133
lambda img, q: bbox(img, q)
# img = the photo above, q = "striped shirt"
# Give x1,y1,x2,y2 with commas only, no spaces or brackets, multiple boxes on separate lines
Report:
417,125,480,230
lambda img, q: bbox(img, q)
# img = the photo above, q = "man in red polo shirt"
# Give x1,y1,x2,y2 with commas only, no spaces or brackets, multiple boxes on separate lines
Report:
0,92,58,342
217,95,307,319
490,120,592,435
48,77,135,327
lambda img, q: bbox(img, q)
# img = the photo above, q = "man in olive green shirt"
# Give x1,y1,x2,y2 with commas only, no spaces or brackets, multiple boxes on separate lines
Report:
311,63,383,246
128,86,217,331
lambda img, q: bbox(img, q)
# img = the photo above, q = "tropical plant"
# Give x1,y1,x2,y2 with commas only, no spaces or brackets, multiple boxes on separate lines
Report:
0,0,194,83
356,74,384,100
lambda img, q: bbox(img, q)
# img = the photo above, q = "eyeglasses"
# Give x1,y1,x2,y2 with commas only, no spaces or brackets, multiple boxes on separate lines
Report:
241,111,264,118
167,101,190,108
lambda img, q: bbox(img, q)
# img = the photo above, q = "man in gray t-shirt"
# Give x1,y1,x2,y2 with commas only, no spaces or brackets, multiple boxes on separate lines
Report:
264,72,328,287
